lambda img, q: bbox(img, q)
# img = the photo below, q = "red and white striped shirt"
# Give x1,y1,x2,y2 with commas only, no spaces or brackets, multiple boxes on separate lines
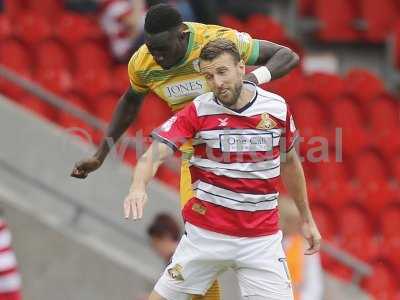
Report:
0,219,21,295
153,82,298,237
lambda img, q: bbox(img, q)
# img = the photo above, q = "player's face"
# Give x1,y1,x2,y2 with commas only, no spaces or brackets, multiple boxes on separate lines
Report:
200,53,245,107
145,29,187,69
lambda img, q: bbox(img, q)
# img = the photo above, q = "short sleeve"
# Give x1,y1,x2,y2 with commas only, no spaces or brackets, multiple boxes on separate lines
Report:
234,31,260,65
151,103,198,151
127,50,149,95
281,106,299,153
219,28,260,65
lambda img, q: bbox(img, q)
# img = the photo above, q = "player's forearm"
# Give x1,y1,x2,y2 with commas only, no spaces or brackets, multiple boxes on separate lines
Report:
94,88,144,163
280,150,313,222
265,47,299,80
130,142,172,191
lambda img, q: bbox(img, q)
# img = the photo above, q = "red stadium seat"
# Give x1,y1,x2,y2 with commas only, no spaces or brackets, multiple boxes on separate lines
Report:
359,0,398,42
35,67,73,95
363,261,397,300
298,0,315,16
0,15,12,41
56,13,96,46
3,0,22,17
93,93,118,122
330,97,369,156
25,0,63,20
355,178,394,217
220,15,244,32
57,94,95,141
310,203,336,241
381,237,400,275
128,93,173,138
263,69,306,103
372,126,400,160
111,64,130,95
246,14,286,43
339,235,378,262
35,40,72,71
368,95,399,131
19,95,58,122
353,150,388,182
74,41,111,71
74,68,112,99
314,0,360,42
15,12,53,45
318,178,353,210
306,72,344,105
291,96,327,128
338,205,372,239
156,165,180,189
393,156,400,183
0,66,32,101
0,39,32,71
380,205,400,239
344,69,385,104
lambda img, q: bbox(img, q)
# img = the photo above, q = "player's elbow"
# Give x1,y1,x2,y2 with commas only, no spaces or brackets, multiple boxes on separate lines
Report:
281,47,300,69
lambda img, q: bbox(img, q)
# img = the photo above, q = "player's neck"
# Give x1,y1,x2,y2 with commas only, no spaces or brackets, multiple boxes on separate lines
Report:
230,84,255,111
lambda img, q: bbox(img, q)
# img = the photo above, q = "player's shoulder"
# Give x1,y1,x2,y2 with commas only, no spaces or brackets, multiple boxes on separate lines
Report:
128,44,155,72
187,92,215,115
255,87,288,120
189,21,235,40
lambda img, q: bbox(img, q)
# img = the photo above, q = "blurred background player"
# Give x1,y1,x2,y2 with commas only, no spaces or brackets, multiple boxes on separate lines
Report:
0,211,22,300
147,213,181,264
279,196,324,300
123,38,321,300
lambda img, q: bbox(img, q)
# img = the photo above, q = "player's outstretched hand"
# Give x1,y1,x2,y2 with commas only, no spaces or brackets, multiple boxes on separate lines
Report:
71,157,102,179
302,220,322,255
124,190,148,220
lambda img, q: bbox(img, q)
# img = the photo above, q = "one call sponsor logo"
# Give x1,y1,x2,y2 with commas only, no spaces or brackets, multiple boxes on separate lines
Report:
164,79,207,102
220,133,273,152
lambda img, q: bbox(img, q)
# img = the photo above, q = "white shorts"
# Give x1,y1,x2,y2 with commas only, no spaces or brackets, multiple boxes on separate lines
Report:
154,223,293,300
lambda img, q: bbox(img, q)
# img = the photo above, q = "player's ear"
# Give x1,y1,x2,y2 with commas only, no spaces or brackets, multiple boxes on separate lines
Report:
238,59,245,75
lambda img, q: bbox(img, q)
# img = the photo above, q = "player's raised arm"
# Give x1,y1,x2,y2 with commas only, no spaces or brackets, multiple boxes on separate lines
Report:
71,87,145,179
245,40,300,84
124,141,174,220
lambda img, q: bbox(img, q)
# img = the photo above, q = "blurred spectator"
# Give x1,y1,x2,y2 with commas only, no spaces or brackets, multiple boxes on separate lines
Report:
0,213,22,300
216,0,268,21
147,213,181,263
279,196,324,300
99,0,146,62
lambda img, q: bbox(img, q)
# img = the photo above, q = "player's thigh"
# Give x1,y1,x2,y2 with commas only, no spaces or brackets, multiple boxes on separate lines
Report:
154,234,222,299
235,232,294,300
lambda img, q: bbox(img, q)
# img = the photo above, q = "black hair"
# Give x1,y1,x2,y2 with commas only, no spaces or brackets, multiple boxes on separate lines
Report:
144,4,183,34
147,213,181,241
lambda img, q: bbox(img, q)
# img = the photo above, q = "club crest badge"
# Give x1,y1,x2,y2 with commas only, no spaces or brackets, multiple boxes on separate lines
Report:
256,113,277,130
168,264,184,281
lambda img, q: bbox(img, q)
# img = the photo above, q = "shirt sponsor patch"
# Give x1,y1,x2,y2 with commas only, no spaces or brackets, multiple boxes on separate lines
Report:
220,133,273,152
163,79,207,103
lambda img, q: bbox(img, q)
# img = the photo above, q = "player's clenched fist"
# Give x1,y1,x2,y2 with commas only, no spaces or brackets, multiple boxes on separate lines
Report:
71,157,102,179
124,190,148,220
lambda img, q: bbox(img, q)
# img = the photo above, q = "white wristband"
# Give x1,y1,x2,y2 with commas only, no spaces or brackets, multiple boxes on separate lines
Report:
251,66,272,84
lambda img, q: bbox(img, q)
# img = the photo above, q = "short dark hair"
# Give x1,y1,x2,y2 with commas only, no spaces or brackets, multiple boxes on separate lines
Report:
199,38,241,63
144,4,183,34
147,213,181,241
